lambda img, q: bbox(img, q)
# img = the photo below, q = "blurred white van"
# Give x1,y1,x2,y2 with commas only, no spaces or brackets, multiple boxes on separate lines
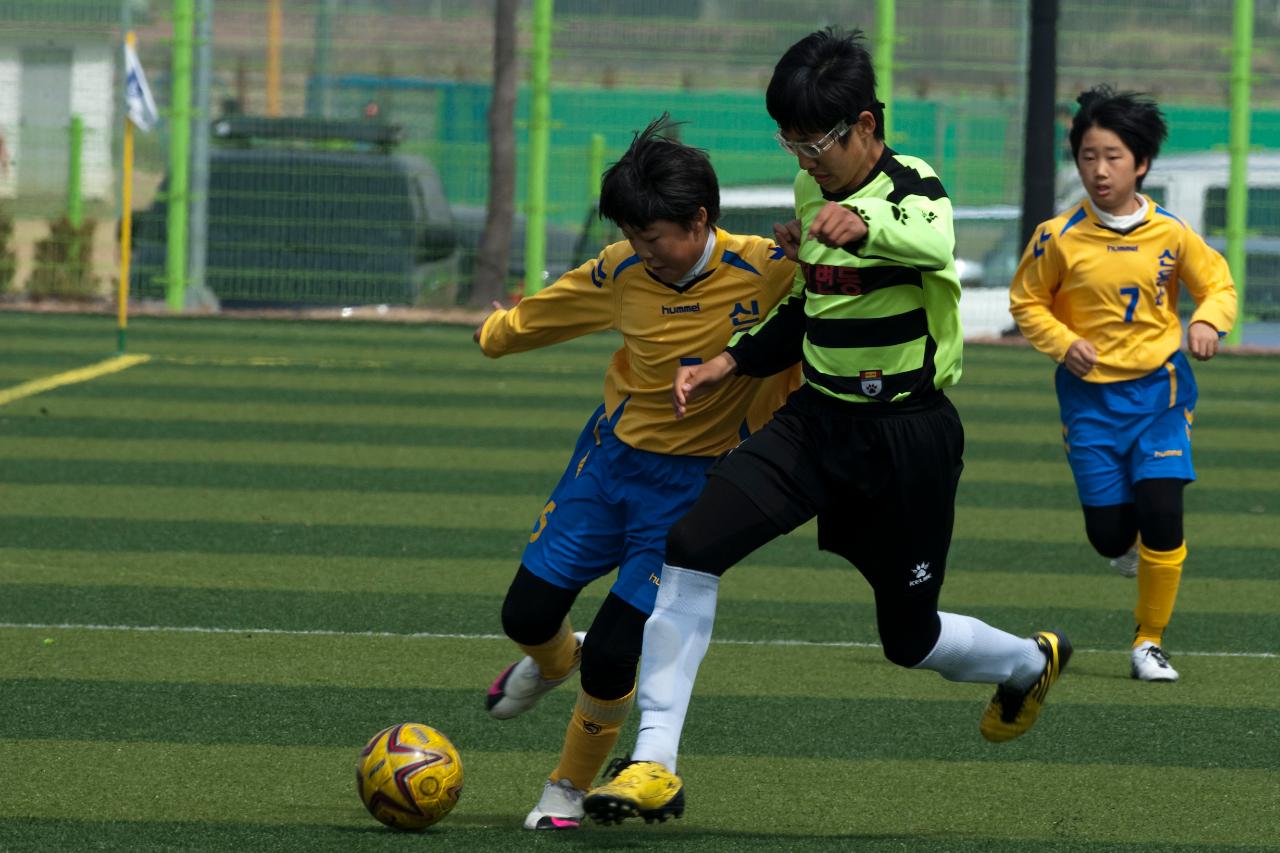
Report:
972,150,1280,334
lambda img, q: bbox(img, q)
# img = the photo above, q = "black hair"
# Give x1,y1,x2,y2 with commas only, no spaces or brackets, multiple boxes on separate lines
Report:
766,26,885,141
1068,85,1167,188
597,113,719,231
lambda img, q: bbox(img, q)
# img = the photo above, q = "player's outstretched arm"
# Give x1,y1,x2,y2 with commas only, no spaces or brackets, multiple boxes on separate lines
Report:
673,352,738,419
473,300,504,344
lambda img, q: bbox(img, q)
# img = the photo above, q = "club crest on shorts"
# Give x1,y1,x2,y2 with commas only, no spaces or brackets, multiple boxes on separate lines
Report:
859,369,883,397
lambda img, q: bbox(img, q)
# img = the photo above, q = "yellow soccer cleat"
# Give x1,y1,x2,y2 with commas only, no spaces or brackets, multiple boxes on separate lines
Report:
980,631,1072,743
583,758,684,825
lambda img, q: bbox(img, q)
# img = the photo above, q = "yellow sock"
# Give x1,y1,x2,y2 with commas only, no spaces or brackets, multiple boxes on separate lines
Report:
1133,541,1186,648
517,619,579,681
550,686,636,791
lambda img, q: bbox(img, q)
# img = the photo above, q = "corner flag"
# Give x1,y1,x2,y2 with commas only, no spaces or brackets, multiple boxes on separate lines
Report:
119,30,156,353
124,40,158,131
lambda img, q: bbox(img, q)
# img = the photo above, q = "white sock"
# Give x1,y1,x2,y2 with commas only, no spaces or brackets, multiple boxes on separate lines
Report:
913,612,1045,689
631,564,720,773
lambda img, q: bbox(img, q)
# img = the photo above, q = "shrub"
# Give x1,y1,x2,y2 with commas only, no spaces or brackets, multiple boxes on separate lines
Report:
0,206,15,295
26,216,98,301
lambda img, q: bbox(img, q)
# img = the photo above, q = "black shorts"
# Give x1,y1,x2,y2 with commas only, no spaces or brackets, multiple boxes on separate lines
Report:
708,384,964,596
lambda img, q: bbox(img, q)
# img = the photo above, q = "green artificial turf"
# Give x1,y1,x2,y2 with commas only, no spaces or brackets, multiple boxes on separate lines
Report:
1,311,1277,852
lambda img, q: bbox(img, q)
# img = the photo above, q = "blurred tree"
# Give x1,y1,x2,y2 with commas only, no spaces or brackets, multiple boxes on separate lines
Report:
470,0,518,306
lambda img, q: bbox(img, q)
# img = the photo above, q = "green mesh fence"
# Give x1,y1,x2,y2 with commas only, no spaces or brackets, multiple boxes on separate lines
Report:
0,0,1277,317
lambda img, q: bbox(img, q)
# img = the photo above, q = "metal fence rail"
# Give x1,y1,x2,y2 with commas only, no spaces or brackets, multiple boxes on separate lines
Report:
0,0,1276,319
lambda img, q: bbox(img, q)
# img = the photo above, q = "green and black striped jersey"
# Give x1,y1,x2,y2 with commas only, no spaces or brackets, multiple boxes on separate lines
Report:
727,147,964,405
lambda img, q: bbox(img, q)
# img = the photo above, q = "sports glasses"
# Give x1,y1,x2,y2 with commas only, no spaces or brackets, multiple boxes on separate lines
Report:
774,120,850,159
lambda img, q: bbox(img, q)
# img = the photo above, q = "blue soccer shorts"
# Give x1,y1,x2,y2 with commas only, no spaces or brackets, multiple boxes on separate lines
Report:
521,404,716,615
1055,351,1198,507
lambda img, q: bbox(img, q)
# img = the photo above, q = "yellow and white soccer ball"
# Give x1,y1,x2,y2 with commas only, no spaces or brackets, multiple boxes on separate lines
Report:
356,722,464,830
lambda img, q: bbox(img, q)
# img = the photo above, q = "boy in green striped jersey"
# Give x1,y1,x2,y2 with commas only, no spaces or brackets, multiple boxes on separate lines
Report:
585,27,1072,825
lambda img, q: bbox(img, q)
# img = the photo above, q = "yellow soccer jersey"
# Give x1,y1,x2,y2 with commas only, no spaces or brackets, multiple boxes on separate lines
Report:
1009,196,1237,382
478,227,799,456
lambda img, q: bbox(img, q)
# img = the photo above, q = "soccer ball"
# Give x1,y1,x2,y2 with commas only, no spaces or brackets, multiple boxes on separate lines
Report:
356,722,464,830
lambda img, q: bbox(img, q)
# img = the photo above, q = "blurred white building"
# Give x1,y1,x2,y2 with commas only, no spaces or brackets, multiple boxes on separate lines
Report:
0,2,124,202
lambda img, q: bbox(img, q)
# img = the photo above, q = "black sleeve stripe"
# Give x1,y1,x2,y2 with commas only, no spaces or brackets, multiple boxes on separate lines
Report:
804,308,928,349
728,292,807,377
882,155,949,205
887,175,947,205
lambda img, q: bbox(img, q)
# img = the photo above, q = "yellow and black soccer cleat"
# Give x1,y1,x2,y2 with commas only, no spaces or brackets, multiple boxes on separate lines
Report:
583,758,685,825
980,631,1072,743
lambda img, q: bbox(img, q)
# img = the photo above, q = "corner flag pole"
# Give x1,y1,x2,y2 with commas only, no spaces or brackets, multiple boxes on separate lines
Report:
119,30,159,351
118,31,139,354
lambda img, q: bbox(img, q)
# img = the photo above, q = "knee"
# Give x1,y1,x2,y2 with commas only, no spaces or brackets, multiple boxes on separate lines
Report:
1085,527,1135,559
501,591,556,644
499,567,569,644
1082,506,1137,558
1137,511,1183,551
579,629,641,700
1134,480,1185,551
880,632,934,669
877,599,940,669
664,516,703,568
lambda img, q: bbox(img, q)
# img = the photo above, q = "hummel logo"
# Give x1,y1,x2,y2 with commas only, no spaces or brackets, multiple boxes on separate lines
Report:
909,561,933,587
1032,230,1050,258
662,303,701,315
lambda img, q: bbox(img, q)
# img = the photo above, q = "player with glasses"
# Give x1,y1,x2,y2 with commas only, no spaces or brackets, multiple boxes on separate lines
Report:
774,118,850,158
584,26,1073,826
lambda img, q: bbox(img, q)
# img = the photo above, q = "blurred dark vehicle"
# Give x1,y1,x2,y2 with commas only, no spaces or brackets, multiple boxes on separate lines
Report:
131,117,460,308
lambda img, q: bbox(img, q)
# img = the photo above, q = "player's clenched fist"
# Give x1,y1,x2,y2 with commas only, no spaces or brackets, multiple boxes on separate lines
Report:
808,201,867,248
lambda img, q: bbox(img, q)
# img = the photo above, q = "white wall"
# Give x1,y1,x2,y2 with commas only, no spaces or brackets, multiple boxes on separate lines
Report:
0,47,21,199
0,39,116,202
69,41,116,202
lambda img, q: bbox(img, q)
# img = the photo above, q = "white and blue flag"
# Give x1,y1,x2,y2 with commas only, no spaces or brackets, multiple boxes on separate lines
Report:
124,41,159,131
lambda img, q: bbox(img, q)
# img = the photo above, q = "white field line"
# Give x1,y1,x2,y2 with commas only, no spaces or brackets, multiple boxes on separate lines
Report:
0,621,1275,659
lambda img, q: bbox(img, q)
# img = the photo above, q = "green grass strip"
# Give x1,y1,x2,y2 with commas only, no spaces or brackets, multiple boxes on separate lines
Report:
0,516,1274,581
2,582,1273,654
2,483,1273,549
0,742,1273,849
4,456,1274,514
1,678,1276,773
2,627,1274,709
3,548,1275,615
4,436,1278,495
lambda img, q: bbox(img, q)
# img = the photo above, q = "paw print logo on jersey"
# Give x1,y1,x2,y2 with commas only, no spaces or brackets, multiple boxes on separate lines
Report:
909,561,933,587
858,369,882,397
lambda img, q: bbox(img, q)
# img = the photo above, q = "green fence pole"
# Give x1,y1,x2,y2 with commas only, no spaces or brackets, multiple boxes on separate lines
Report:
1225,0,1252,347
66,115,83,279
524,0,552,296
166,0,194,311
67,115,83,229
875,0,894,142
